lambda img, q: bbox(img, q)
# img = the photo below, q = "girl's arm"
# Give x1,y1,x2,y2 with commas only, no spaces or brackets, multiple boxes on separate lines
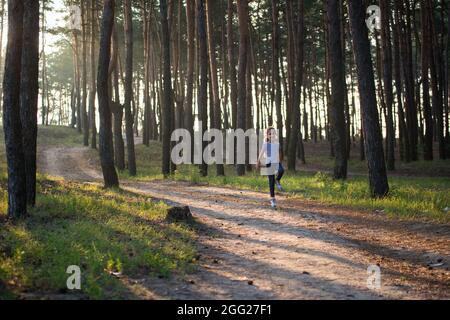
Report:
256,144,266,169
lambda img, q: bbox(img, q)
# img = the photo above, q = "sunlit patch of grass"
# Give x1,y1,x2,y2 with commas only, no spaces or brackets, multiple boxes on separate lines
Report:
37,126,84,147
0,178,197,299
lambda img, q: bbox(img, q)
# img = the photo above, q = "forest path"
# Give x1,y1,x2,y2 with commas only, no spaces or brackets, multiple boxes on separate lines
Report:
38,146,450,300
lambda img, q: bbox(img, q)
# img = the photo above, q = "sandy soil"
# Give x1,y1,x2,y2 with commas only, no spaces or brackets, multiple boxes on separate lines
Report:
38,146,450,300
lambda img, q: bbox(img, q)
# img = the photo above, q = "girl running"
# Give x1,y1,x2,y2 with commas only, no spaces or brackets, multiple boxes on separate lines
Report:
256,127,285,208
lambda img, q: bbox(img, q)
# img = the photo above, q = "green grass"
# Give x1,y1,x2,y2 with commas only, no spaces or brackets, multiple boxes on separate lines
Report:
122,140,450,224
0,177,197,299
0,126,197,299
301,140,450,177
37,126,85,147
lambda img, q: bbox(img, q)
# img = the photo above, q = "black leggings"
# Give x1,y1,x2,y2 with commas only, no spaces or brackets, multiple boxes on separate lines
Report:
268,163,285,198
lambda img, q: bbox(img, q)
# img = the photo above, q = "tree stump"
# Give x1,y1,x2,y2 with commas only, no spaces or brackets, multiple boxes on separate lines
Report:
166,206,193,222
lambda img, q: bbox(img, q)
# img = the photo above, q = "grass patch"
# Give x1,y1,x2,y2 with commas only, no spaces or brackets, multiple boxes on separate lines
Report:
302,141,450,177
37,126,85,147
0,177,197,299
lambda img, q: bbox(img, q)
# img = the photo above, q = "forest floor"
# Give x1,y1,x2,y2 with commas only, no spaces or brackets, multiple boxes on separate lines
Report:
34,141,450,299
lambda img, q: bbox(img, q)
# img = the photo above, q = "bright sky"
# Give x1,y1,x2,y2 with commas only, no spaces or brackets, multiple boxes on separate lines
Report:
0,1,68,53
45,0,71,52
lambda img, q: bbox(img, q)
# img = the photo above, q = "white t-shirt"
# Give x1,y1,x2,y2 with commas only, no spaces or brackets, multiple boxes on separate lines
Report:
261,142,280,165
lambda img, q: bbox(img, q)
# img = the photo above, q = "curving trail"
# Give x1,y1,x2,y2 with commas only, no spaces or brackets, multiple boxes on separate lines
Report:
39,146,450,300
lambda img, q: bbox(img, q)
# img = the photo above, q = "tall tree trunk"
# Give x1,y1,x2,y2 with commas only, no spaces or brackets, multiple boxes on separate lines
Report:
111,27,125,171
124,0,136,175
397,0,418,161
89,0,97,149
227,0,238,129
184,0,194,148
245,49,253,172
221,5,230,130
133,70,139,137
74,31,82,133
393,6,409,162
285,1,295,154
348,0,389,197
288,0,305,171
380,0,395,170
445,0,450,144
3,0,26,217
421,0,433,160
160,0,173,177
141,0,150,146
97,0,119,188
0,0,5,103
236,0,249,176
41,1,47,126
197,0,208,176
71,83,76,127
206,0,224,176
271,0,282,140
81,1,89,146
327,0,347,179
20,0,39,206
427,0,446,159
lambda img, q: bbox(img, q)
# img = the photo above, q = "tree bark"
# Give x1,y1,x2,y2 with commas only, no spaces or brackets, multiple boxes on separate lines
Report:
74,31,82,133
111,26,124,171
124,0,136,175
81,1,89,146
89,0,97,149
287,1,305,171
41,0,47,126
396,0,418,161
380,0,395,169
197,0,208,176
0,0,5,103
427,0,446,160
184,0,195,146
3,0,27,217
20,0,39,206
161,0,173,177
141,0,150,146
97,0,119,188
393,6,409,162
327,0,347,179
227,0,238,129
421,0,433,161
271,0,284,151
236,0,249,176
206,0,224,176
348,0,389,197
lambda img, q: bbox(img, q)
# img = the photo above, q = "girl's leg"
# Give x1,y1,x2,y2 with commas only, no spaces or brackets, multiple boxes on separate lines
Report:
276,163,285,182
268,175,275,198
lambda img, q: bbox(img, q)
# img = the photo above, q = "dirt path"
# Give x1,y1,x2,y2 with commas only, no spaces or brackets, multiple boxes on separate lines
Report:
39,147,450,300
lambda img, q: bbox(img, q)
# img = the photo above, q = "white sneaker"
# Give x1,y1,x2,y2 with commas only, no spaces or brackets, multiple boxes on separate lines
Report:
275,180,284,192
270,198,277,209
